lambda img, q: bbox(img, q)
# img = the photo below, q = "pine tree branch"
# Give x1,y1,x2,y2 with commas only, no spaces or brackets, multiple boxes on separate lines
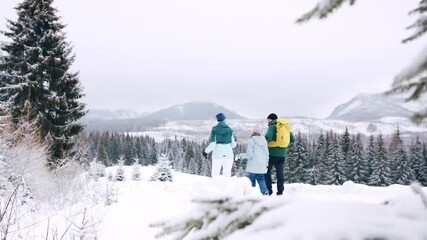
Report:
151,197,278,240
410,107,427,124
403,1,427,43
296,0,356,24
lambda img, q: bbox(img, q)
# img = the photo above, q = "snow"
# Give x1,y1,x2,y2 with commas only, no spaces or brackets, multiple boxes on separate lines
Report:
20,166,426,240
335,99,363,116
176,104,185,114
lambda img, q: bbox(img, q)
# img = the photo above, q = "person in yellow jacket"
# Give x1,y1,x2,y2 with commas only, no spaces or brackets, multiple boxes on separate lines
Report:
265,113,295,195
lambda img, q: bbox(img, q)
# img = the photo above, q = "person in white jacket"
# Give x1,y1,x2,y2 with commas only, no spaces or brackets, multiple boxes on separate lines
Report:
236,131,269,195
204,113,237,177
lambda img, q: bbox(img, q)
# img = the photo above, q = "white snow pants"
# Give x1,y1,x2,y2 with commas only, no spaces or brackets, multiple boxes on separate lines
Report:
211,158,233,177
205,142,235,177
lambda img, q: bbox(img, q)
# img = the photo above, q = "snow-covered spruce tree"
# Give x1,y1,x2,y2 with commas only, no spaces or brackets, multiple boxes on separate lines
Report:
365,135,375,185
150,157,173,182
185,143,205,176
114,156,125,181
347,134,367,184
410,137,427,185
287,132,309,183
0,0,86,166
134,137,145,165
393,141,414,185
183,143,196,174
284,144,292,183
369,133,392,186
195,145,208,176
423,143,427,185
169,138,183,171
151,197,282,240
388,127,403,183
96,140,110,167
108,133,120,165
297,0,427,122
340,128,353,181
340,127,351,160
304,139,317,184
148,139,159,165
123,134,136,166
313,131,328,185
325,133,346,185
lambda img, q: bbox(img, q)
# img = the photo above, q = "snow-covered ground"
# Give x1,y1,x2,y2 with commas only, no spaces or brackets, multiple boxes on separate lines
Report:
21,166,426,240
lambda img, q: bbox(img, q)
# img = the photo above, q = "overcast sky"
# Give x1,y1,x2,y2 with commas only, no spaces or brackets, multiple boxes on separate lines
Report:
0,0,424,119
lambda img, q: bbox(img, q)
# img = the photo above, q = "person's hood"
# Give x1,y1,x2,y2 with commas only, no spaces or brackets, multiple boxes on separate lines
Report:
252,135,267,147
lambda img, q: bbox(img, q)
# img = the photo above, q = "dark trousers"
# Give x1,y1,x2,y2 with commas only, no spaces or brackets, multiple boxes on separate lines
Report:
265,156,285,195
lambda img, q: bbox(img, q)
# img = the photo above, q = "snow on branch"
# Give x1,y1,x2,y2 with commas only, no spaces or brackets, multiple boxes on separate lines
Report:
296,0,356,23
150,196,281,240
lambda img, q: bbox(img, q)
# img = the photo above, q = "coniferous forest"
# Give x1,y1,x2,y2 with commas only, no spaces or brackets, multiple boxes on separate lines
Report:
86,127,427,187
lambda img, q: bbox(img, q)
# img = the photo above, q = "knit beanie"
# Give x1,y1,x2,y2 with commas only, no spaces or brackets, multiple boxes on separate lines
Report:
267,113,278,120
216,113,226,122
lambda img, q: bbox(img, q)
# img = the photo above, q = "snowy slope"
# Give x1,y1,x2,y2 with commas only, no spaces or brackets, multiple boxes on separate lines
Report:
13,166,427,240
27,166,427,240
327,93,427,121
143,102,245,121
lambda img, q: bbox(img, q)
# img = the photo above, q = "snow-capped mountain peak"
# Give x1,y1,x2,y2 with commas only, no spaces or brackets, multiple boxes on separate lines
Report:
327,93,425,121
142,101,245,121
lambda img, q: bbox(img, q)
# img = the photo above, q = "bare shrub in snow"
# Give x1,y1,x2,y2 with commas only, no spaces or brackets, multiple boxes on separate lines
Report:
104,183,118,206
67,207,102,239
0,121,46,238
0,119,103,239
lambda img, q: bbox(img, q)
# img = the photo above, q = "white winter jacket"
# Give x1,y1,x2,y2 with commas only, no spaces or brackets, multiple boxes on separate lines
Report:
240,136,269,174
204,134,237,160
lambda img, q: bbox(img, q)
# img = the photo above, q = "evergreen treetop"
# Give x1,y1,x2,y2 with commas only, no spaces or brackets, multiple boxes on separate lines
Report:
0,0,86,166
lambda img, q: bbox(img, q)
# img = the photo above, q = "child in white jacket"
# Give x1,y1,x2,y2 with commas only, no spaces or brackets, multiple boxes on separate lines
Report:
236,131,269,195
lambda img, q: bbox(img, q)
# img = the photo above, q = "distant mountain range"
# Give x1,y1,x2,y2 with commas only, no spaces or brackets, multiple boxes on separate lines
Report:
83,93,427,131
86,109,146,121
327,93,427,122
83,102,244,131
143,102,244,121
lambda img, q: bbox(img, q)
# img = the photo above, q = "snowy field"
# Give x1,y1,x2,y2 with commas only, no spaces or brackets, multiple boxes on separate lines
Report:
21,166,427,240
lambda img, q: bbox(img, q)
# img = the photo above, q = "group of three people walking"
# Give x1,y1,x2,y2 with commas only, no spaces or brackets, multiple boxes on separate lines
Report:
203,112,295,196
